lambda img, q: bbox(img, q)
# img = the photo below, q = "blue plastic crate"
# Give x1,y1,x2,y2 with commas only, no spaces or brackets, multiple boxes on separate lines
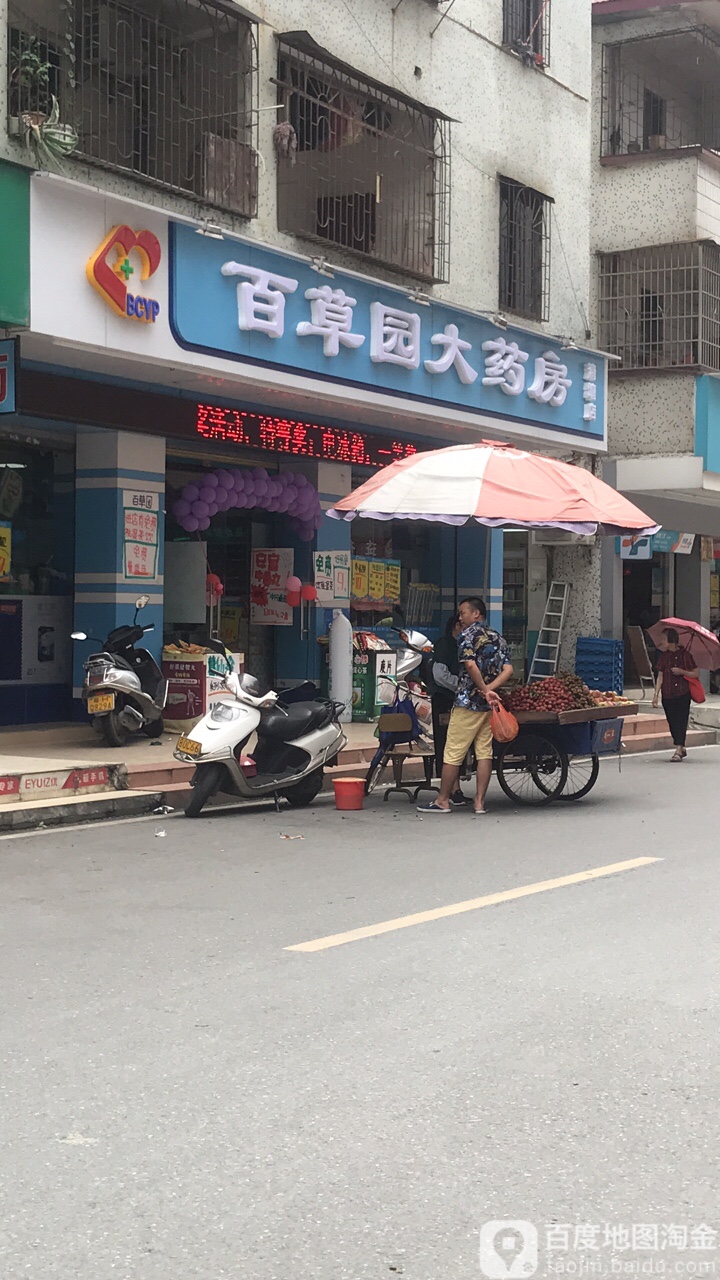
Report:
575,637,624,695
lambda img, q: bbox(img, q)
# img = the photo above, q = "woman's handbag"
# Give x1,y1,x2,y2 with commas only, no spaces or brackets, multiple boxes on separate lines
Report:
491,704,520,742
686,675,706,704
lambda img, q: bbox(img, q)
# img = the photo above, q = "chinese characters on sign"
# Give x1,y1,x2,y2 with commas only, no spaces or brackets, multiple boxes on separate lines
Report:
251,548,294,626
0,338,17,414
195,404,418,469
544,1222,719,1253
351,558,402,607
220,257,578,418
123,491,159,580
313,551,350,607
0,521,11,581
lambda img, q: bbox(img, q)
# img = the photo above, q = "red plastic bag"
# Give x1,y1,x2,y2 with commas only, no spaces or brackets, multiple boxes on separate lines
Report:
491,704,520,742
686,676,706,704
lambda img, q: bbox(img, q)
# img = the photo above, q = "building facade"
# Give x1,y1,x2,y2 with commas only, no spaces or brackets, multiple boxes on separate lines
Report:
592,0,720,668
0,0,602,725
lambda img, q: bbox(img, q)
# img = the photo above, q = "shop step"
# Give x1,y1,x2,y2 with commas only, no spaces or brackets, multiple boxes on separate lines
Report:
622,727,716,754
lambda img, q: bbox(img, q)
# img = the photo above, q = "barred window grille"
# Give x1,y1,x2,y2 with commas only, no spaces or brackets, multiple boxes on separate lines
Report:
498,176,551,322
601,27,720,158
275,35,451,283
502,0,550,68
7,0,259,216
597,243,720,372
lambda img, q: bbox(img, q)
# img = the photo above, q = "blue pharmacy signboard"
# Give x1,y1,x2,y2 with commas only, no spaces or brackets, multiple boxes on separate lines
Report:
0,338,17,414
169,225,606,447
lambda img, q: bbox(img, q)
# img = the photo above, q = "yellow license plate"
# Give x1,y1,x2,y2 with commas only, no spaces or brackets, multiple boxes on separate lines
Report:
88,693,115,713
177,736,202,756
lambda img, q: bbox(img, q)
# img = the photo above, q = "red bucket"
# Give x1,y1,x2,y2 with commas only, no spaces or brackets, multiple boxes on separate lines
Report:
333,777,365,811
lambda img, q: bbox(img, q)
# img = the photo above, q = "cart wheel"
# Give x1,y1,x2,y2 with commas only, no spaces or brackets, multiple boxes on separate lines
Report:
365,752,390,795
558,754,600,801
496,734,568,806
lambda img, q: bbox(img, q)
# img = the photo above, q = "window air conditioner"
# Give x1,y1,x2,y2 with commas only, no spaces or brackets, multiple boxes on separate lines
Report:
531,530,596,547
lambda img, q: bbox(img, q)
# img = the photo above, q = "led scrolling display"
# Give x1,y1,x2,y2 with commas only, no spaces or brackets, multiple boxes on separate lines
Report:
196,403,418,469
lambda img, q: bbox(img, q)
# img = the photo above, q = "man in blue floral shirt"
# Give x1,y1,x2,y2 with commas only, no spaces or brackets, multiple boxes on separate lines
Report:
419,597,512,816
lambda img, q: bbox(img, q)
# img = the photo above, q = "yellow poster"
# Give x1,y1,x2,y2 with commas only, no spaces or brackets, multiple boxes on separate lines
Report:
384,561,401,602
352,558,369,599
0,521,11,580
368,559,385,602
220,605,243,646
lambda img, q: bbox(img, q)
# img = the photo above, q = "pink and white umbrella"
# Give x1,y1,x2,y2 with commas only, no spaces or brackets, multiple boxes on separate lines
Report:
327,441,659,536
647,618,720,670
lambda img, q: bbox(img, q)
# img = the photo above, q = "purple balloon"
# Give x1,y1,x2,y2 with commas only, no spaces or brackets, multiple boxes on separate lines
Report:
199,486,215,504
294,475,308,488
183,515,199,533
183,484,200,502
215,469,232,488
198,516,211,531
203,473,219,489
207,502,218,516
254,481,268,497
192,500,209,518
284,485,298,503
234,492,248,509
215,491,230,511
174,498,191,518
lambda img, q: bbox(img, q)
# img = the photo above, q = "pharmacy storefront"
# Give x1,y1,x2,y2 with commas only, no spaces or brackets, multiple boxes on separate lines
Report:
0,177,608,723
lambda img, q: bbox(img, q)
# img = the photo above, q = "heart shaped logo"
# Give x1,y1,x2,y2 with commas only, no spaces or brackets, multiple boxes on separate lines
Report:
86,225,162,323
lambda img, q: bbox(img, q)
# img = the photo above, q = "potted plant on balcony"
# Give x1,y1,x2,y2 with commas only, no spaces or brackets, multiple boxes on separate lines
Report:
20,95,78,170
8,39,50,135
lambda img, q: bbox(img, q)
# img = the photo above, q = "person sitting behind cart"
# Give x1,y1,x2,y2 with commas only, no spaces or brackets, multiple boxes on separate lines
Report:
429,614,464,802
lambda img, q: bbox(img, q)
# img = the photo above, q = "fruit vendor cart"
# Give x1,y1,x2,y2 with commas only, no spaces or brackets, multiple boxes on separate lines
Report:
494,676,638,806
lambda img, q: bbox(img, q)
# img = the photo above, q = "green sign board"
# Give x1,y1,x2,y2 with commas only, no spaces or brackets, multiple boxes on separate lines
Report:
0,162,30,328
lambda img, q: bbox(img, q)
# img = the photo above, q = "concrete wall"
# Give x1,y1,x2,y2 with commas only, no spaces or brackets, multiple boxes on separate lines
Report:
606,374,696,457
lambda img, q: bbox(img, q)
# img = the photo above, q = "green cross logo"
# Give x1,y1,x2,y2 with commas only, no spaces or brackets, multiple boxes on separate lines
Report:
119,257,134,281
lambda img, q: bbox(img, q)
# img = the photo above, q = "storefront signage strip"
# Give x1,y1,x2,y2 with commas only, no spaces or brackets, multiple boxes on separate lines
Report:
170,224,607,444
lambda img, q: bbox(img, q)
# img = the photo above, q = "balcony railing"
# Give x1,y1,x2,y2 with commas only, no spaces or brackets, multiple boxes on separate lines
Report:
275,33,451,283
601,26,720,159
7,0,258,216
597,242,720,372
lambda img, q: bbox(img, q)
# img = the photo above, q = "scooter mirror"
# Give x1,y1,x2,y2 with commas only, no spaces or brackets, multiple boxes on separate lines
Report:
135,594,150,610
71,630,87,641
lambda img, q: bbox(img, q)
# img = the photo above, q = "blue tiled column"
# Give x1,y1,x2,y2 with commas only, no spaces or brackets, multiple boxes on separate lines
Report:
73,430,165,704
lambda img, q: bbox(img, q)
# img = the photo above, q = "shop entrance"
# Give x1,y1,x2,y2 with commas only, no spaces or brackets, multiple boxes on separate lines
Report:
623,552,673,632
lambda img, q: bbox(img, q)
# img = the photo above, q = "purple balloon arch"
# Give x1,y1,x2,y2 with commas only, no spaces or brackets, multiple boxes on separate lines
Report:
172,468,323,542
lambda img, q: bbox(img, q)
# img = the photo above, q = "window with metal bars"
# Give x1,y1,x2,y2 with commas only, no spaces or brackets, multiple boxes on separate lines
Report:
502,0,550,69
600,27,720,158
498,177,551,322
597,243,720,371
7,0,259,216
275,35,451,283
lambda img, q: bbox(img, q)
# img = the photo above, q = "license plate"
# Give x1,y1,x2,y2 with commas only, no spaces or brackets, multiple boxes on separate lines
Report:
88,693,115,713
177,736,201,757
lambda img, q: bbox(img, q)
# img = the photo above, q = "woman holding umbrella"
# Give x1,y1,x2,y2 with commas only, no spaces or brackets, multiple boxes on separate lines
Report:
648,617,720,760
651,629,699,761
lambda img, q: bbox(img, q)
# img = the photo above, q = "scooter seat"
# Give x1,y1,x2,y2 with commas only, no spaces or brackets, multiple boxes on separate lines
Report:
259,702,332,742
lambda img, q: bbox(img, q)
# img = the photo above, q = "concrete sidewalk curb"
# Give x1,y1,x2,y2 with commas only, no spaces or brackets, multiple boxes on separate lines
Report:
0,790,164,834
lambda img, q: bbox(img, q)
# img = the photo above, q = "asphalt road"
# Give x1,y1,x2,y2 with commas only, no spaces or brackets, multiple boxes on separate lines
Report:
2,746,720,1280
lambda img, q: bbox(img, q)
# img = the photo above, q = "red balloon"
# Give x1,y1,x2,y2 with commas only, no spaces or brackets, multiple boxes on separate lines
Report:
301,583,318,601
286,591,301,607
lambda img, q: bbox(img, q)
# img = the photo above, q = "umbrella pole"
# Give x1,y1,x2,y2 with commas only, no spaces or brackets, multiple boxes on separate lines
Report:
453,527,458,612
483,528,491,603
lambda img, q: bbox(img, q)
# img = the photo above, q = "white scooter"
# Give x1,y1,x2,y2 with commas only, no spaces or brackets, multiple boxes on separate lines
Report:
175,668,347,818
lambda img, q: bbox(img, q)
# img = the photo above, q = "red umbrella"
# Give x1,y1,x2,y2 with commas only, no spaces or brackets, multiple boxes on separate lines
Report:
327,441,659,536
647,617,720,671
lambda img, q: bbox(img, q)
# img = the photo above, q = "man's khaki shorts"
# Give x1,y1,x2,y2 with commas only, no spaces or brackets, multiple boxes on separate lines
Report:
443,706,493,765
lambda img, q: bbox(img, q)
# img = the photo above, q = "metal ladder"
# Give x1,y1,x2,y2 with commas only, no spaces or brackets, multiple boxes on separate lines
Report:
528,581,570,682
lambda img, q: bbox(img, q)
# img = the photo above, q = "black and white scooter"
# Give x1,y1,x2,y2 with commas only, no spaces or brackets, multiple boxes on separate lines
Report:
175,662,347,818
72,594,167,747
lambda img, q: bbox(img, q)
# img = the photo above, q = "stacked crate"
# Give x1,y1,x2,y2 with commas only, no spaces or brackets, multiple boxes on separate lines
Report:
574,637,624,696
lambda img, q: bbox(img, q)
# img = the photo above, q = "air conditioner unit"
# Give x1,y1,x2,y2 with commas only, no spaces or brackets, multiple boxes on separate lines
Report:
531,530,596,547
